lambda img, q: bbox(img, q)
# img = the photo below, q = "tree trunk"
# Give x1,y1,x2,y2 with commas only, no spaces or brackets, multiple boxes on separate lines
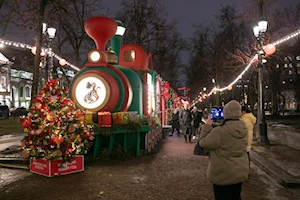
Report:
31,0,48,104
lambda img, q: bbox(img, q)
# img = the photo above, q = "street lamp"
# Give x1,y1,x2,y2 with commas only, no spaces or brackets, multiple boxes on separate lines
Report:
43,23,56,80
253,20,270,145
111,20,126,64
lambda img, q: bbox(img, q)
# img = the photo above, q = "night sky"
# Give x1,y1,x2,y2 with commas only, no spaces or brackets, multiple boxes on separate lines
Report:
101,0,299,63
2,0,299,65
102,0,298,38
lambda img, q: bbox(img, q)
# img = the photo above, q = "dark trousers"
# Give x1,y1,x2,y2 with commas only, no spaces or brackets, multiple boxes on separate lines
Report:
172,128,180,135
213,182,242,200
182,126,191,142
192,126,199,136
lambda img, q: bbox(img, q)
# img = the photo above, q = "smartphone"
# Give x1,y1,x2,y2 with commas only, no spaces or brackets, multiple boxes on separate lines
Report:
210,107,224,120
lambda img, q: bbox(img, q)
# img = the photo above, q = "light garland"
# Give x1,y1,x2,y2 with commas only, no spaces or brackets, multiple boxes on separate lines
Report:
0,38,80,71
1,27,300,107
191,28,300,107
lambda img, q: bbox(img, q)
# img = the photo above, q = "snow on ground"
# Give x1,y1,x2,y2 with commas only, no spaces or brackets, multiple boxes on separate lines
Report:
268,122,294,129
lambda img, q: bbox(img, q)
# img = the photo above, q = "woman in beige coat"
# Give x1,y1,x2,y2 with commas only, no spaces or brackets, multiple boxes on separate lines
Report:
200,100,249,200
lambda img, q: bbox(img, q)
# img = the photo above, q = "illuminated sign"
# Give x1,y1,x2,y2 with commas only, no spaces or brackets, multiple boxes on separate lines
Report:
146,73,155,115
71,73,110,112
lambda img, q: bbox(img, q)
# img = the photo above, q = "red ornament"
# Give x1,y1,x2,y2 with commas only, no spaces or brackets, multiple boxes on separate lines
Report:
19,116,26,123
65,147,74,154
163,82,171,90
22,119,32,129
54,89,61,96
61,99,73,107
163,91,171,100
53,136,64,148
264,44,276,55
33,96,43,103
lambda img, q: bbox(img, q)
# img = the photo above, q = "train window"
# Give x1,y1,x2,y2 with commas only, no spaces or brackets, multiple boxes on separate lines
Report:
124,50,135,62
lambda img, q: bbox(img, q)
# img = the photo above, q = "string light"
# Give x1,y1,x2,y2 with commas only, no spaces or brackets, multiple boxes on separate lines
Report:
191,28,300,107
1,27,300,105
0,38,80,71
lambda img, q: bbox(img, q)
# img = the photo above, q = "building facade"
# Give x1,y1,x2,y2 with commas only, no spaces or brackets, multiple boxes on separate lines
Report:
0,48,74,110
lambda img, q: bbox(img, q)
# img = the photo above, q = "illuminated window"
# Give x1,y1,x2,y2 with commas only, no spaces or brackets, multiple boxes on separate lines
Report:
124,50,135,62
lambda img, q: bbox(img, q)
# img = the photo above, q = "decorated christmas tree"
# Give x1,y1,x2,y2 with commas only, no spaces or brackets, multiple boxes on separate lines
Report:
20,79,95,162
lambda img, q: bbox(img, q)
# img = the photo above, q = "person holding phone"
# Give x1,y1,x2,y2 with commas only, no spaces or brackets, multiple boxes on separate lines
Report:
199,100,249,200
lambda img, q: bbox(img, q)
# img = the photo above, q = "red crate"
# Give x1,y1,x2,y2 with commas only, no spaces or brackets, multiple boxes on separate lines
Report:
30,155,84,177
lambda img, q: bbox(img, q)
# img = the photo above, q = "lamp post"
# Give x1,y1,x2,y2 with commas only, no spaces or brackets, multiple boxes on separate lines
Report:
111,20,126,64
42,23,56,80
253,20,270,145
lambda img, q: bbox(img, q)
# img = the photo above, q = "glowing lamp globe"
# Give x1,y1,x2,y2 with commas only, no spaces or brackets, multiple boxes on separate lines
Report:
227,86,232,91
40,50,46,57
264,44,276,55
59,59,67,66
31,46,36,55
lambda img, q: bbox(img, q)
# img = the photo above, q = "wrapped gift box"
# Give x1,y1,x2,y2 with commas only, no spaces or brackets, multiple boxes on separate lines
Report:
30,155,84,177
98,112,112,127
85,111,94,125
112,113,120,124
120,112,129,124
128,111,138,121
113,112,130,124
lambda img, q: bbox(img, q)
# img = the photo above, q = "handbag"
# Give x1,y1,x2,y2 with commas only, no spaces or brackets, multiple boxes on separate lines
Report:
193,142,209,156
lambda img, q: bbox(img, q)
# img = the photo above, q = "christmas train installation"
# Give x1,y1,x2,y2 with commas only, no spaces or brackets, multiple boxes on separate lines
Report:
69,16,164,157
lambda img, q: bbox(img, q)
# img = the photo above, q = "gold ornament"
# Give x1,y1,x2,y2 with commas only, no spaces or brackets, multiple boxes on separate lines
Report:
46,113,53,121
35,102,42,109
21,149,30,158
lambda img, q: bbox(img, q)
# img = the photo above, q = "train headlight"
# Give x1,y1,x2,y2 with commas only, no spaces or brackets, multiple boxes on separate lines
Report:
89,50,102,63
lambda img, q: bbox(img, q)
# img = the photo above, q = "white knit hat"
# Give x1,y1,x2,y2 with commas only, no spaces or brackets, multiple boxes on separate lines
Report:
223,100,242,119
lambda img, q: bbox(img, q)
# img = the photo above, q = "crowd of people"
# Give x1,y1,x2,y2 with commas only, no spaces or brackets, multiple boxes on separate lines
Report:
169,100,257,200
170,103,204,142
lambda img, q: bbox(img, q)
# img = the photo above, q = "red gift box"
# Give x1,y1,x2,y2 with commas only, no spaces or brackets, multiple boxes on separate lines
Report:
98,112,112,127
30,155,84,177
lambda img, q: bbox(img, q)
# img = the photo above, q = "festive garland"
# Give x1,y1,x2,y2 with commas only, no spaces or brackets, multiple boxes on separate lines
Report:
94,116,161,135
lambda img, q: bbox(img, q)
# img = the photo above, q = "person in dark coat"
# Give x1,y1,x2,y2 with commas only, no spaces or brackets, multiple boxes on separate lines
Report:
180,102,192,143
191,106,202,138
170,108,180,136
